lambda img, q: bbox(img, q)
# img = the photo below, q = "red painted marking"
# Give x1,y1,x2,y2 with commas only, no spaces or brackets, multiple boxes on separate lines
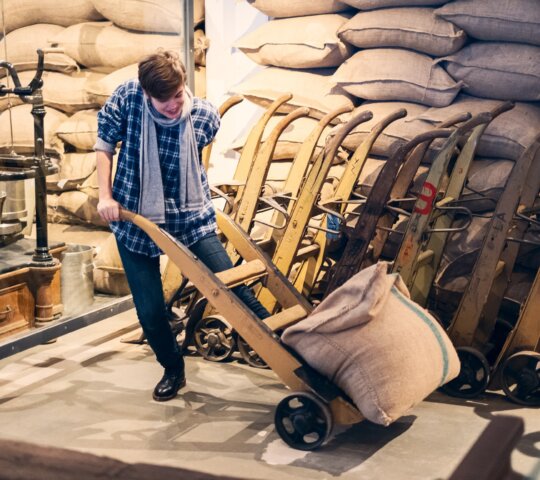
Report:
415,182,437,215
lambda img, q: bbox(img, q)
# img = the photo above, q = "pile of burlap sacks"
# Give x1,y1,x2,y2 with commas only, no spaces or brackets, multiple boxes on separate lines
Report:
0,0,206,294
231,0,540,315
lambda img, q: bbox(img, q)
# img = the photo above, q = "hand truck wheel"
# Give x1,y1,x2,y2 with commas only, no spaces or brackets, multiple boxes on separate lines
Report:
192,315,236,362
500,351,540,407
274,392,333,451
441,346,490,399
237,335,268,369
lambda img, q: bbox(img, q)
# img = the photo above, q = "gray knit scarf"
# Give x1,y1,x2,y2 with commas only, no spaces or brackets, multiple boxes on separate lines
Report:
138,87,205,223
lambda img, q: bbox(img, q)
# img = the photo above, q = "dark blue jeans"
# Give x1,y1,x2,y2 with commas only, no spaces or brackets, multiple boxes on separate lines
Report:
117,232,270,371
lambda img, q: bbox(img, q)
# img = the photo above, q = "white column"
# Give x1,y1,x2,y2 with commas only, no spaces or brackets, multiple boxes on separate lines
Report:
204,0,268,181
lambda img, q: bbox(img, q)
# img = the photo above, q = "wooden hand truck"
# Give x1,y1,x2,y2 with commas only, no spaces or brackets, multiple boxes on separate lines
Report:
391,105,514,302
120,207,364,451
253,105,352,254
287,108,408,302
323,128,455,296
361,112,472,270
255,108,378,312
442,138,540,400
187,109,373,366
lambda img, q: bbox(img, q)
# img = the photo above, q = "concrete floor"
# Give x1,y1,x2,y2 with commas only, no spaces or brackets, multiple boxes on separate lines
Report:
0,310,538,480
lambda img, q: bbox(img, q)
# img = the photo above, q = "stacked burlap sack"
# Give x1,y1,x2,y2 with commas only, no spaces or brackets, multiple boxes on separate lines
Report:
235,0,540,315
0,0,205,295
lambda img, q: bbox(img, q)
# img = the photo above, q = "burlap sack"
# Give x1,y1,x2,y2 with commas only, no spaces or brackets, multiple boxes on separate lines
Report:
85,64,138,105
338,8,467,57
413,96,540,160
56,109,99,151
0,104,67,156
47,193,79,224
93,234,131,296
281,262,460,426
47,190,106,226
0,24,78,78
334,48,462,107
442,215,491,267
341,0,450,8
235,14,353,69
358,158,429,199
90,0,183,34
0,95,23,113
334,102,431,155
231,67,355,120
78,170,99,199
86,62,206,102
435,0,540,46
0,70,105,114
51,22,183,70
460,158,514,213
438,43,540,101
46,152,97,192
0,0,102,34
245,0,350,18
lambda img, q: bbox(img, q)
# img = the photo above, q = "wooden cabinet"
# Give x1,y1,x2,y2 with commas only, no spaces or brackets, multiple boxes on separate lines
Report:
0,280,34,337
0,241,65,340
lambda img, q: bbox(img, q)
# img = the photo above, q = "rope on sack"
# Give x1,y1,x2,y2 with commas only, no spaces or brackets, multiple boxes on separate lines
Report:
0,0,15,152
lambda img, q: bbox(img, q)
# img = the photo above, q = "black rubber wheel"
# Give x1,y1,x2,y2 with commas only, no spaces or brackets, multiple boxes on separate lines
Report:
193,315,236,362
237,336,268,369
274,392,333,451
441,346,490,399
500,351,540,407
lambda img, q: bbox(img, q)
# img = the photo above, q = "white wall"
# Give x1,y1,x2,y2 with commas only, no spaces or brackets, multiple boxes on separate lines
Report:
204,0,267,181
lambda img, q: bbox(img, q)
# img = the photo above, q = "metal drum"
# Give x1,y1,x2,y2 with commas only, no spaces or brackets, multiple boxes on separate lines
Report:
0,180,26,221
60,245,95,317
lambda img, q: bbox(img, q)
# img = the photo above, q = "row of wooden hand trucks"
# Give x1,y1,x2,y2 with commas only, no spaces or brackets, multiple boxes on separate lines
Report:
122,94,539,449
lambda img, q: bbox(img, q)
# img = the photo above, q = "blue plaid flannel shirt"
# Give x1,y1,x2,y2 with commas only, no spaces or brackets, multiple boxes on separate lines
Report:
96,79,220,257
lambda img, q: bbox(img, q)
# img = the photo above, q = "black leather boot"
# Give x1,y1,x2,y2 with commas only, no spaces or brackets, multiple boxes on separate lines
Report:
152,368,186,401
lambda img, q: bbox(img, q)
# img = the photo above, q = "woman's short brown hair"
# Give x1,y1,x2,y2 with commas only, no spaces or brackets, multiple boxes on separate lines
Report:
138,49,186,101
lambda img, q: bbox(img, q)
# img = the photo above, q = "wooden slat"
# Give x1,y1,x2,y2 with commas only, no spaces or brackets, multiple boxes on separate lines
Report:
265,304,309,331
215,259,267,288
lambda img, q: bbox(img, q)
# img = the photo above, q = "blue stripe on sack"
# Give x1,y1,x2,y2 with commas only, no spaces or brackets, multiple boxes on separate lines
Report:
390,285,449,386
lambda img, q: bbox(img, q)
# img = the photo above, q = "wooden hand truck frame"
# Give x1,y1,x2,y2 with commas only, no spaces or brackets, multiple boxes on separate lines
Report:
360,112,472,270
442,138,540,400
284,108,408,303
390,106,514,302
322,128,456,296
120,207,363,451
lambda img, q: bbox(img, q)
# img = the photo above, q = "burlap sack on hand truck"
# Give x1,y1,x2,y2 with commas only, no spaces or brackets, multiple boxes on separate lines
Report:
281,262,460,426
